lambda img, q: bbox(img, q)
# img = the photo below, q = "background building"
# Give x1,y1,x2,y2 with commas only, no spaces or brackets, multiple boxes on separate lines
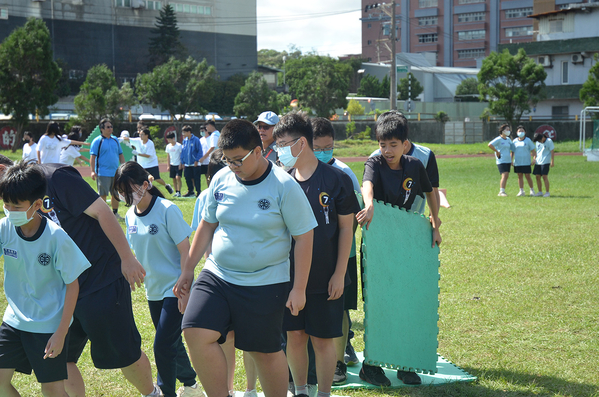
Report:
0,0,257,83
361,0,595,68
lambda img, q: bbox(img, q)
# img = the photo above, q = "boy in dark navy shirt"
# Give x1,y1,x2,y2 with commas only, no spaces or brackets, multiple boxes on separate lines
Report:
274,112,360,397
356,111,441,387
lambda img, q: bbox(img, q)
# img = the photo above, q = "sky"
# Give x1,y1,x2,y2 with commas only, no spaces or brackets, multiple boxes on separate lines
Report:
256,0,362,58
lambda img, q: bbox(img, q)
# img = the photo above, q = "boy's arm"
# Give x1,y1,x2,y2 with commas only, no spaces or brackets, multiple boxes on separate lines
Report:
166,153,171,171
287,230,313,316
44,280,79,359
356,181,375,230
173,219,218,300
425,190,442,248
328,213,354,301
174,237,191,313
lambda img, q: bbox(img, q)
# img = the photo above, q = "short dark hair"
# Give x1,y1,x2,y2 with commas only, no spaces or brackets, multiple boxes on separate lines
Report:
23,131,33,139
219,119,262,151
166,132,176,140
207,149,226,186
182,125,192,133
273,111,313,149
311,117,335,140
0,154,14,168
137,121,146,130
516,125,525,132
46,121,61,139
70,125,82,135
498,123,510,135
376,110,408,142
140,128,153,141
533,132,546,142
99,118,112,129
113,161,164,206
67,131,81,142
205,120,216,127
0,161,46,205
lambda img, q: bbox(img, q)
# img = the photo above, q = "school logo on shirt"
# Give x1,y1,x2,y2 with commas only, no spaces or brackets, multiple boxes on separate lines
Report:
128,225,138,234
402,178,414,191
38,253,51,266
3,248,17,259
258,199,271,210
215,192,224,201
148,224,159,235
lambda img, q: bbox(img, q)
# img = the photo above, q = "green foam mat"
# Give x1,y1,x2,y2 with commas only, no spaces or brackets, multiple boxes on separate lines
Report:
332,352,477,389
361,197,440,374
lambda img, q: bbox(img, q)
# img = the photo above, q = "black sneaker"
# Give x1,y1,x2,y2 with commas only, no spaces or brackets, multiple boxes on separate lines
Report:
165,184,174,194
359,363,391,387
333,360,347,385
182,192,195,198
397,370,421,385
345,340,359,367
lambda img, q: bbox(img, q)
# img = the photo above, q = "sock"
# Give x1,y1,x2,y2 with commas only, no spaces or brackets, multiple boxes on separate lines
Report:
530,188,535,194
519,188,524,193
317,391,330,397
500,188,505,193
113,209,117,214
295,384,308,395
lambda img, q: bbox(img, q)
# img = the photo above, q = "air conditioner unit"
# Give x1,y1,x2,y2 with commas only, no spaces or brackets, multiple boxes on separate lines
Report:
571,53,584,64
537,56,551,67
131,0,145,8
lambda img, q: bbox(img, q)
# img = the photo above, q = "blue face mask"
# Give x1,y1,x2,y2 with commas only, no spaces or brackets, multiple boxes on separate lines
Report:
314,149,334,163
3,202,35,227
276,139,303,168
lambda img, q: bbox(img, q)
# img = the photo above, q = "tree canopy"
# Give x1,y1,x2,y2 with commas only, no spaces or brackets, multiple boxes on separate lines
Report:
478,48,546,128
233,71,277,121
580,56,599,108
257,46,304,69
398,72,424,100
0,18,61,150
455,77,480,102
148,4,187,70
358,74,384,97
136,57,216,132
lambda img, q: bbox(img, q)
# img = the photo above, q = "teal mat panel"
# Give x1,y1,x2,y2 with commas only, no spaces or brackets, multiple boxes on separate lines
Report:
361,197,440,374
332,352,476,390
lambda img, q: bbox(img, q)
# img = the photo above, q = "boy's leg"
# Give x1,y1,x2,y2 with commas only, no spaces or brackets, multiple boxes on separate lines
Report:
310,336,337,394
525,173,534,189
0,369,19,397
193,166,202,195
184,167,194,194
40,380,68,397
243,351,258,392
220,331,236,393
517,173,524,189
184,328,229,397
543,175,550,192
248,351,289,397
286,330,310,388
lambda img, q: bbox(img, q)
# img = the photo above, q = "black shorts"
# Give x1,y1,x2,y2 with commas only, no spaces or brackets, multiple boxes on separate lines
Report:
200,165,209,175
283,292,344,339
68,277,142,369
514,165,531,174
145,166,162,181
497,163,511,174
344,255,358,311
169,166,183,178
0,322,69,383
533,164,550,175
182,270,289,353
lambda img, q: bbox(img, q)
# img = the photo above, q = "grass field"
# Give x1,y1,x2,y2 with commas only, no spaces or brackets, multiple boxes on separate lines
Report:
1,145,598,396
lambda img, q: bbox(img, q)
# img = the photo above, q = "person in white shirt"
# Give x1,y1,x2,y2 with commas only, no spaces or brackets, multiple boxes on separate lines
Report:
165,131,183,197
22,131,38,164
37,122,88,164
60,131,90,167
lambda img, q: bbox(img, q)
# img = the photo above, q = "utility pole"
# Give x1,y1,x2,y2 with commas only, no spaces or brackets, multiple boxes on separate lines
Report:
390,1,397,110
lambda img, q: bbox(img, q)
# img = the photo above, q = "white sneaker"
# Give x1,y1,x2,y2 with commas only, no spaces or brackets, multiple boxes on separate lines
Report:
143,384,164,397
530,189,536,196
244,389,258,397
543,192,550,197
516,191,525,197
535,191,543,197
306,384,318,397
498,192,507,197
177,383,205,397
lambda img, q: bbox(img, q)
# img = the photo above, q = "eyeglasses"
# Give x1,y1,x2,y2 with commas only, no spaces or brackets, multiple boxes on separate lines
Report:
274,137,300,151
103,125,113,129
313,146,334,154
221,149,254,167
257,124,273,131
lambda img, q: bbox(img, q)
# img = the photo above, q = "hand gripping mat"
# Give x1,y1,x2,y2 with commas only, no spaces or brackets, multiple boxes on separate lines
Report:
361,197,440,375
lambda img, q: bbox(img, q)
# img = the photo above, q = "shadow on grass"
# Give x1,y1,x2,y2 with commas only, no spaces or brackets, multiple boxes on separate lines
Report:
543,195,594,199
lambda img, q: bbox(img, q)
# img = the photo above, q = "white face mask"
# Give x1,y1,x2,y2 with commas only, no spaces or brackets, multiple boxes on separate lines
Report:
3,202,36,227
503,131,511,138
119,183,150,207
517,131,525,138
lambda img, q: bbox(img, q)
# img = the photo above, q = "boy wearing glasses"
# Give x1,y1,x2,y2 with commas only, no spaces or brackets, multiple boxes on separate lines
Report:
89,118,125,220
255,111,280,163
177,119,317,397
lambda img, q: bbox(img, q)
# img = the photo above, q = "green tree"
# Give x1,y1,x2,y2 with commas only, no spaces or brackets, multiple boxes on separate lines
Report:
346,99,365,117
398,72,424,100
380,75,390,98
271,92,292,115
478,48,546,128
0,18,61,151
201,74,246,115
148,4,187,70
580,55,599,109
285,55,352,117
455,77,480,102
358,74,383,97
233,72,277,120
258,45,304,69
136,57,216,132
74,64,135,130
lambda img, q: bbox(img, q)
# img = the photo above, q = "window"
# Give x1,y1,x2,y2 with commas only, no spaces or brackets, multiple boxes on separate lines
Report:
68,70,85,80
115,0,131,7
175,3,183,12
204,6,211,15
146,1,162,10
562,61,568,84
457,12,485,22
505,7,533,19
367,40,372,45
368,23,372,28
418,34,438,43
418,16,438,26
552,106,569,119
458,30,485,40
457,48,486,59
505,26,533,37
418,0,438,8
0,8,7,19
458,0,483,3
549,15,564,33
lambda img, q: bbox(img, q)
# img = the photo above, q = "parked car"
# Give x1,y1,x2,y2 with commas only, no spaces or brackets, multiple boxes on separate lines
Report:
139,113,156,121
204,113,222,121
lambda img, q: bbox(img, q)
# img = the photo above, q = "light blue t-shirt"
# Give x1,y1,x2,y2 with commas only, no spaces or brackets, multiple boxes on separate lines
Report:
512,137,536,167
330,158,359,258
191,189,210,230
489,135,515,165
536,138,554,165
0,217,91,333
202,163,317,286
90,134,123,176
126,196,192,301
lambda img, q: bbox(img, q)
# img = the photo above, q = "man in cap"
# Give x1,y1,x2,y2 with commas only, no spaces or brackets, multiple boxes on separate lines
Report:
255,111,280,163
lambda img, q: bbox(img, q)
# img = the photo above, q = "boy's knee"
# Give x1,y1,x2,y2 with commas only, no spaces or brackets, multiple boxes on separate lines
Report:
41,380,67,397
